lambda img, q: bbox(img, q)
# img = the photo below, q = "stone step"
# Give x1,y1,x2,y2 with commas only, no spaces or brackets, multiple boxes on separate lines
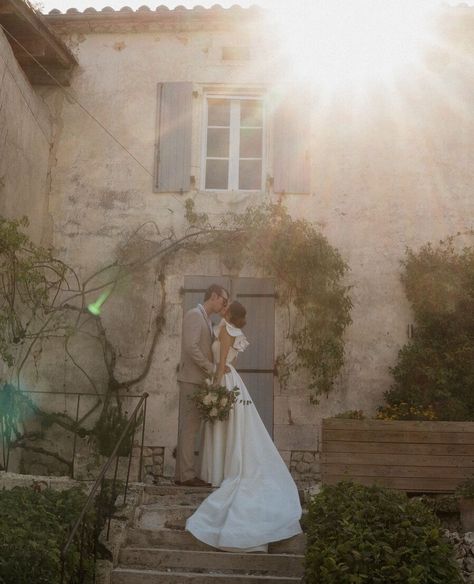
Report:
126,528,306,555
112,568,302,584
139,511,307,533
145,485,307,506
144,485,214,497
136,504,196,530
119,548,304,577
144,491,212,506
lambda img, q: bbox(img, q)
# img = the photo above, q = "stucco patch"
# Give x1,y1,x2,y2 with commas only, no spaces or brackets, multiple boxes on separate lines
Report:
98,189,131,210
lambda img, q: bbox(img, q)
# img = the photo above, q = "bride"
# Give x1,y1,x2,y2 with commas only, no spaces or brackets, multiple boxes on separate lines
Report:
185,301,302,552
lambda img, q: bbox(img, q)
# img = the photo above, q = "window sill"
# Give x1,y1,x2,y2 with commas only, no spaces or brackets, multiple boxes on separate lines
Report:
199,190,266,204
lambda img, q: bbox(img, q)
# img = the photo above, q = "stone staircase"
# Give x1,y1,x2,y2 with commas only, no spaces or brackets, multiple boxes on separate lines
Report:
111,485,306,584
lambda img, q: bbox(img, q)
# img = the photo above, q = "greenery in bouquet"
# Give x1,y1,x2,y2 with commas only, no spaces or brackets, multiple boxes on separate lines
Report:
191,379,241,422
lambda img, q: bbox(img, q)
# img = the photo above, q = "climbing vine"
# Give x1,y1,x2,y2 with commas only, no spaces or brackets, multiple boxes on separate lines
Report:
0,203,351,471
379,233,474,420
185,200,353,399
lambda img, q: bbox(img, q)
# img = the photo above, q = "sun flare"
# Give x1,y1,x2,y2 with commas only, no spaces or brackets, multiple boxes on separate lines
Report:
268,0,438,88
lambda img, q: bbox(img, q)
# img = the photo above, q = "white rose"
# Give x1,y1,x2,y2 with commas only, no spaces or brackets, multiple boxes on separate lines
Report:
204,378,212,386
209,394,218,404
209,407,218,418
202,394,212,405
220,397,228,406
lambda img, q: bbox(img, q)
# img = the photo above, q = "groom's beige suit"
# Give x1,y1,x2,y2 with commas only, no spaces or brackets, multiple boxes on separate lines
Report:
176,306,215,482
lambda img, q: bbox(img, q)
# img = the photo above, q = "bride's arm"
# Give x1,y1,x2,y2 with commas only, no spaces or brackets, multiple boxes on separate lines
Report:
215,326,233,386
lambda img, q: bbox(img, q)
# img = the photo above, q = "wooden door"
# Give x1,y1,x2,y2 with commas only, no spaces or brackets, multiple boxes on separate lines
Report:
182,276,275,436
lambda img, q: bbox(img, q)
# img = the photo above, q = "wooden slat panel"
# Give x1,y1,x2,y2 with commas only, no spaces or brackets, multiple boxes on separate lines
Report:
322,464,472,479
324,429,474,444
324,440,474,456
323,418,474,432
155,82,193,193
321,452,474,467
321,418,474,492
323,475,461,492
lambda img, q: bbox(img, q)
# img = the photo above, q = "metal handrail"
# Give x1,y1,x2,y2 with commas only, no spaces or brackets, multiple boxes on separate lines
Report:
60,391,148,580
0,389,143,476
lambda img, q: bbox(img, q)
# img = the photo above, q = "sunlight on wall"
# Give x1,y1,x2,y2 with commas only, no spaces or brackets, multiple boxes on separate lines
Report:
267,0,439,89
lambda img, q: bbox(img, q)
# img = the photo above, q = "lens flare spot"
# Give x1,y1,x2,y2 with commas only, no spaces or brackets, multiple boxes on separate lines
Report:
88,290,112,316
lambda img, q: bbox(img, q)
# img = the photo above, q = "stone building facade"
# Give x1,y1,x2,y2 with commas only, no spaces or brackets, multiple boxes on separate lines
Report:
2,2,474,483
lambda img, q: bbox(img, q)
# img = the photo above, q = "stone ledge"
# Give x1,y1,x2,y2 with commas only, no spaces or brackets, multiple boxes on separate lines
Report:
0,470,78,491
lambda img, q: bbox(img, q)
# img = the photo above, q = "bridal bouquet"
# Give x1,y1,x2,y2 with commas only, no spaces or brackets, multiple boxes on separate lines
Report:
192,378,240,422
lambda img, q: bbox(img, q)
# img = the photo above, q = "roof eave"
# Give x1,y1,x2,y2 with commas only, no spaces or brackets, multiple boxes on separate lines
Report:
1,0,77,85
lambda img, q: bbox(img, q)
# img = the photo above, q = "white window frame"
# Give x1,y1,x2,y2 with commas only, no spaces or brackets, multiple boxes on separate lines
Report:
200,93,266,193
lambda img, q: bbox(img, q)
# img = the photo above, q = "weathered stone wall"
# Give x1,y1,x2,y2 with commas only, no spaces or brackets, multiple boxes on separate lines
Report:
0,28,53,245
0,29,58,468
24,8,474,482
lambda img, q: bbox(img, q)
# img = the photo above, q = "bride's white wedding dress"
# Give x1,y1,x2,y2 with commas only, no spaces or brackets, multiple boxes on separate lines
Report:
185,319,302,552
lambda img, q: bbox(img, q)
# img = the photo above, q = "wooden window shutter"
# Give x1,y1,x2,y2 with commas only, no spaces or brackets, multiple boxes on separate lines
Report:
155,82,193,193
272,91,311,195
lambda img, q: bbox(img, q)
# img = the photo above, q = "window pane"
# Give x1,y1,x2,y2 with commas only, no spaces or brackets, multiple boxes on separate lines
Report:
206,159,229,189
208,99,230,126
240,100,262,127
240,128,262,158
207,128,229,157
239,160,262,190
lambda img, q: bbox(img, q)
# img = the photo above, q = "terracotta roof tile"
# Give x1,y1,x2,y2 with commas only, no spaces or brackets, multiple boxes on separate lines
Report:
46,3,257,15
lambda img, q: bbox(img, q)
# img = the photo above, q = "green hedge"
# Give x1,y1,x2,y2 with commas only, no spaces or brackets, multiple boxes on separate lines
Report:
305,482,463,584
0,486,96,584
381,240,474,421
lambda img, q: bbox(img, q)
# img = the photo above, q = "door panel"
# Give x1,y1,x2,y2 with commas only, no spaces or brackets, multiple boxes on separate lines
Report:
233,278,275,437
182,276,275,437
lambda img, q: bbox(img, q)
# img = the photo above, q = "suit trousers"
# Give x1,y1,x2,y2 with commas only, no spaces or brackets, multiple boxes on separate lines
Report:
175,381,202,482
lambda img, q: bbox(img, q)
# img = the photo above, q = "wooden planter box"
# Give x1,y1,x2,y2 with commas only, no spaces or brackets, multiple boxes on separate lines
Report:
321,418,474,493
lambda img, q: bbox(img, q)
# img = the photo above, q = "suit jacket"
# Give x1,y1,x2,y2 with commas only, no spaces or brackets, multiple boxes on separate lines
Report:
177,306,214,384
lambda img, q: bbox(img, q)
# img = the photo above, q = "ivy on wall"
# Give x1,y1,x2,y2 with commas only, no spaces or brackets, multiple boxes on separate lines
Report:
0,203,352,467
185,200,353,400
379,235,474,421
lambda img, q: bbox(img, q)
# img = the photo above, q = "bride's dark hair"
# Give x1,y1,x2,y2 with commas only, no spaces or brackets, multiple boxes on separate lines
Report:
228,301,246,329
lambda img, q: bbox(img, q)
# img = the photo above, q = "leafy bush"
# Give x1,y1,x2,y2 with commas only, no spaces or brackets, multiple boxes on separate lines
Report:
382,239,474,420
0,486,96,584
456,476,474,499
416,494,460,515
305,482,462,584
334,410,365,419
377,402,437,421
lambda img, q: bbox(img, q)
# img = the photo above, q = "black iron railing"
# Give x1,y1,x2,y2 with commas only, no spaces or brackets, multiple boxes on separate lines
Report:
60,392,148,584
0,389,143,478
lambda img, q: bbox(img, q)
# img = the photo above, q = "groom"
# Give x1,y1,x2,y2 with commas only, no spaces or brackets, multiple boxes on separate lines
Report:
175,283,229,487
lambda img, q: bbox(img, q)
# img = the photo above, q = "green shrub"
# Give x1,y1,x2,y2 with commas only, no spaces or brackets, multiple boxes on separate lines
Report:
334,410,365,420
382,239,474,420
456,476,474,499
0,486,96,584
305,482,462,584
